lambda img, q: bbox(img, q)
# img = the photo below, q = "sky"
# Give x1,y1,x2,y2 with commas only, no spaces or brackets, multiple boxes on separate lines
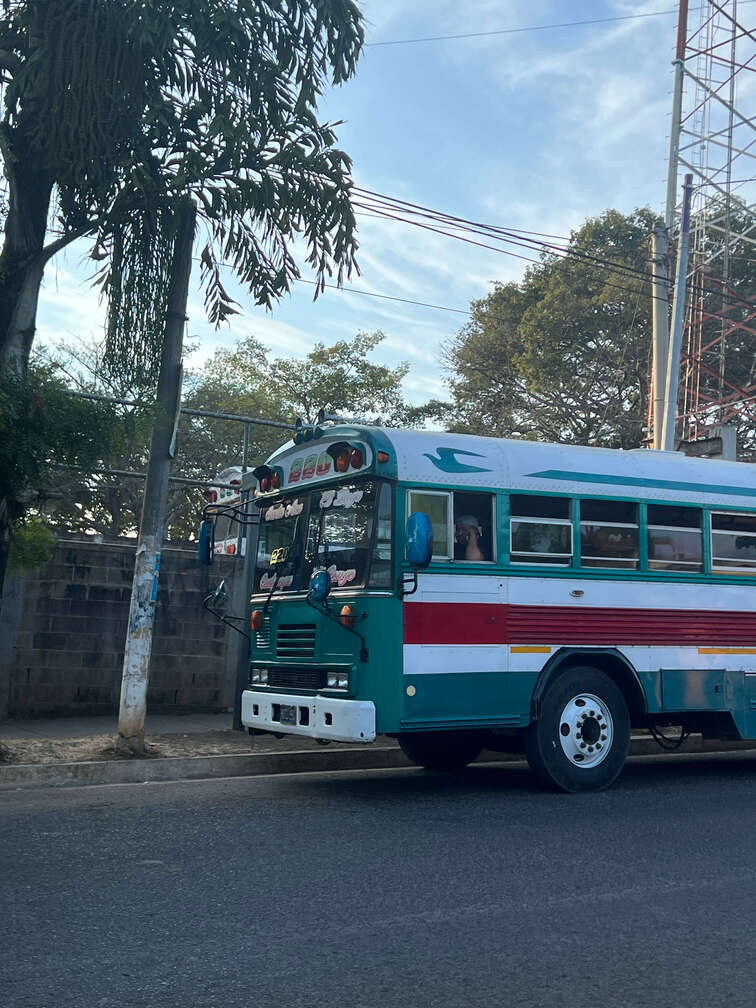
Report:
37,0,687,408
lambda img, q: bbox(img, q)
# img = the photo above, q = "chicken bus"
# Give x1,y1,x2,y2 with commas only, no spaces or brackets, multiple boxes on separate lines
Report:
200,421,756,791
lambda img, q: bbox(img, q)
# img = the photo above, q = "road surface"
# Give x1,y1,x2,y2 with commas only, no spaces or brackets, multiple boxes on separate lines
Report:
2,752,755,1007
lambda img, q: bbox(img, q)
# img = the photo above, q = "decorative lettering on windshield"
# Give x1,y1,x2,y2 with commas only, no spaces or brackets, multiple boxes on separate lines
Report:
313,564,358,587
319,487,365,510
265,498,304,521
259,572,293,591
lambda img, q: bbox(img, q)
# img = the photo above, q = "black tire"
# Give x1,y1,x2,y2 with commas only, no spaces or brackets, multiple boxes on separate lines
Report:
398,731,484,772
526,666,630,792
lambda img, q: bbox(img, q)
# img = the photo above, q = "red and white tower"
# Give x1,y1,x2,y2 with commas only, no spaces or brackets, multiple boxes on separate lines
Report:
660,0,756,459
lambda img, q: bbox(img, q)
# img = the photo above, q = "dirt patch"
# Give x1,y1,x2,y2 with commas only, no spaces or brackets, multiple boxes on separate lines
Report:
0,730,392,766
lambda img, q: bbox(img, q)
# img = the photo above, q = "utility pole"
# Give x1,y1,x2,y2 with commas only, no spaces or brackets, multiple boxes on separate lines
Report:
665,0,688,228
661,175,694,452
650,225,670,449
117,197,197,754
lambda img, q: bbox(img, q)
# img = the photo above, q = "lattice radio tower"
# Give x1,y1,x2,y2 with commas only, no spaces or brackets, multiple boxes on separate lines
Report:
661,0,756,458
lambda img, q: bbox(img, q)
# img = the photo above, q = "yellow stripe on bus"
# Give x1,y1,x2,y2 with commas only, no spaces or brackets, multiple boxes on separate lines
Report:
698,647,756,655
511,646,553,654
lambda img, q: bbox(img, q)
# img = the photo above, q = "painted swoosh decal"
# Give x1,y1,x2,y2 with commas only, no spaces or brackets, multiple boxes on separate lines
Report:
424,447,492,474
528,469,756,498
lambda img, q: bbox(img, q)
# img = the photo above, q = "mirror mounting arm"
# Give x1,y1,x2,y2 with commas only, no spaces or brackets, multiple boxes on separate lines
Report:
202,592,250,639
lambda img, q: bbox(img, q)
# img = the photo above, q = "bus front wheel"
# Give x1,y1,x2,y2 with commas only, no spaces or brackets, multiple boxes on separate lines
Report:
526,667,630,792
398,731,484,772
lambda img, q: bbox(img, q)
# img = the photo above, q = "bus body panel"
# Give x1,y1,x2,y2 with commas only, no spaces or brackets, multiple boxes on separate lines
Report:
239,425,756,751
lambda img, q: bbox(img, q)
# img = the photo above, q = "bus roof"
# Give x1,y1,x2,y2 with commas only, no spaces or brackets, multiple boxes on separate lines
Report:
268,425,755,510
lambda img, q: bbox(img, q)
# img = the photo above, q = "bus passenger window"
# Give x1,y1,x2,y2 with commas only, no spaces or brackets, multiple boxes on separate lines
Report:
408,490,451,559
452,491,494,562
579,499,639,570
510,495,572,566
711,511,756,573
647,505,702,573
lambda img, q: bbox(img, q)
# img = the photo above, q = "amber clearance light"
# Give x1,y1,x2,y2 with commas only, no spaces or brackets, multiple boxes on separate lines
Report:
340,604,356,629
251,610,264,632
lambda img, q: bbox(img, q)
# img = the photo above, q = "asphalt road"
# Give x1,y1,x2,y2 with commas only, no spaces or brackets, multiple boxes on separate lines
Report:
2,752,756,1008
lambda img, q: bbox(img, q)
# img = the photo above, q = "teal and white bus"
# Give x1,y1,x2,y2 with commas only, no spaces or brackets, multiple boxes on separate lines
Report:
217,422,756,791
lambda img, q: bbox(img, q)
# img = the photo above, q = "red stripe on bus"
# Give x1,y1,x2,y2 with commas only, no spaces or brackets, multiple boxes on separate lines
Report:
402,602,756,647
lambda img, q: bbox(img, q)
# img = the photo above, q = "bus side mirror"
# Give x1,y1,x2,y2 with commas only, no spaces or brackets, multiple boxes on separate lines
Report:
211,579,227,608
198,519,214,565
308,570,331,603
406,513,433,568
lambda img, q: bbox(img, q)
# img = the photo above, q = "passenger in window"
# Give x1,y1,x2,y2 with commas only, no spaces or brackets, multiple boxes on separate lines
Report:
454,514,487,561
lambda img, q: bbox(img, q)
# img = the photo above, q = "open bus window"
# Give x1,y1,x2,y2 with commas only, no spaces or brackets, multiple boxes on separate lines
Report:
510,495,572,566
453,491,494,561
711,511,756,572
647,504,702,573
407,490,494,562
579,499,639,570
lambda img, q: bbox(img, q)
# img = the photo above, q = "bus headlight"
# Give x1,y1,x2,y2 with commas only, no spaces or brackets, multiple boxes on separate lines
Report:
251,667,269,684
327,672,349,689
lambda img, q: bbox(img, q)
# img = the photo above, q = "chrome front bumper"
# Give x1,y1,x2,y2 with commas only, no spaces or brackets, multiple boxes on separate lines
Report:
241,690,376,743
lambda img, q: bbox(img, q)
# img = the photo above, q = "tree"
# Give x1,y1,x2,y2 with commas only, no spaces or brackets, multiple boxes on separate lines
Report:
0,361,124,583
0,0,364,602
436,205,755,458
190,329,411,425
30,330,411,543
438,208,661,448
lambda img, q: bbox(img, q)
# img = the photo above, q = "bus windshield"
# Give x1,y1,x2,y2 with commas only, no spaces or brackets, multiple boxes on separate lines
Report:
254,480,392,595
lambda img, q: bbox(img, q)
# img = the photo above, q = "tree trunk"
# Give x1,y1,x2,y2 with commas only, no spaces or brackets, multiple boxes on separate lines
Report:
0,161,55,378
0,160,55,611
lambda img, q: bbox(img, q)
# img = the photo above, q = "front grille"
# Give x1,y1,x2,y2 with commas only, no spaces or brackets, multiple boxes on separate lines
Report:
277,623,316,659
255,615,271,649
267,667,327,691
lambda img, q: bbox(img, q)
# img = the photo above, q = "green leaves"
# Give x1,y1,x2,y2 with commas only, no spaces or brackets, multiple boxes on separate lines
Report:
442,208,660,448
1,0,365,381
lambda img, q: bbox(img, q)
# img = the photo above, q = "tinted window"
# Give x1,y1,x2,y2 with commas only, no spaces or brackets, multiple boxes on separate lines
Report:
580,499,639,570
711,511,756,572
510,496,572,566
647,504,702,573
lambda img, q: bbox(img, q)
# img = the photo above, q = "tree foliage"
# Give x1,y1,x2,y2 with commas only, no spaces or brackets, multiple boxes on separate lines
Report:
0,361,124,583
436,206,755,458
0,0,364,604
0,0,364,383
34,331,411,542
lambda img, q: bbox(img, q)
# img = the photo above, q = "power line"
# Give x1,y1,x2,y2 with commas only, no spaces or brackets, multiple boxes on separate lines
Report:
365,9,676,48
364,3,756,48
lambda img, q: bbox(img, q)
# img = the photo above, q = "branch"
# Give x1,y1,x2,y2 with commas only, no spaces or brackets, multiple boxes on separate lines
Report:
41,225,95,265
0,50,21,76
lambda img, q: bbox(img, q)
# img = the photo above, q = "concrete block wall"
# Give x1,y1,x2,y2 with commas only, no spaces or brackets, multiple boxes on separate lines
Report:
0,538,239,718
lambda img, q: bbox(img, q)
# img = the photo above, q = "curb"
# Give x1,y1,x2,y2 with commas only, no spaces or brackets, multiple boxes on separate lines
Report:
1,735,755,791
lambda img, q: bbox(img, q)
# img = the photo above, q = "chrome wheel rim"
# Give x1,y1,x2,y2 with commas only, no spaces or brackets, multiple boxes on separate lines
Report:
558,693,613,769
